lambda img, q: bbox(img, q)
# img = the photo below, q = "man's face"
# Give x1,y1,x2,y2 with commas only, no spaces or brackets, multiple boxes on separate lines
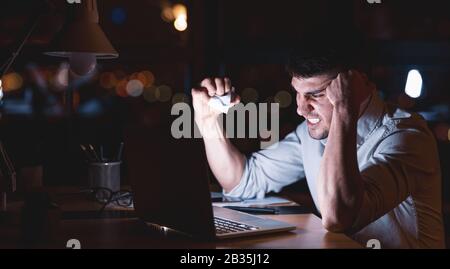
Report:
291,73,336,140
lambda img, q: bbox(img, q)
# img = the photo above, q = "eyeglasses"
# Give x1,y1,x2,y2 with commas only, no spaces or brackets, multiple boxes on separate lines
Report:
81,187,133,214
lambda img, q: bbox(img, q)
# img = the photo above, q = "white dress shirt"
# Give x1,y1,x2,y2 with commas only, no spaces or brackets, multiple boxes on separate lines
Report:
225,92,445,249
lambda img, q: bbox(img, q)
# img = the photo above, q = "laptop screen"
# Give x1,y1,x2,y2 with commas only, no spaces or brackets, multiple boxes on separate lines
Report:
124,119,216,239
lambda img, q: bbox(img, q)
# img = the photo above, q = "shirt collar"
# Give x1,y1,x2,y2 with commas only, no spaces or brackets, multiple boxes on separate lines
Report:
356,91,385,146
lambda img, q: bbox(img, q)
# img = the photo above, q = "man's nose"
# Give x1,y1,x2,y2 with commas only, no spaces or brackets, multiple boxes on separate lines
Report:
296,95,313,117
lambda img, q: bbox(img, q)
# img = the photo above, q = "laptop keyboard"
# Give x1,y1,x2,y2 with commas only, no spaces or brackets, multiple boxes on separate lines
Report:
214,217,260,235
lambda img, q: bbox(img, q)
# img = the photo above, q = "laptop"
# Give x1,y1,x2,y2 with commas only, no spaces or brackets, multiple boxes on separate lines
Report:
124,123,295,240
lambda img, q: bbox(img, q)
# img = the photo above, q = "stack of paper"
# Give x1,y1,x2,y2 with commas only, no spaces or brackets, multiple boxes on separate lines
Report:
212,194,297,208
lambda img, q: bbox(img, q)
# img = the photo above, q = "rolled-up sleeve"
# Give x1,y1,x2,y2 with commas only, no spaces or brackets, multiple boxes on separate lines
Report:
224,126,306,199
352,127,441,231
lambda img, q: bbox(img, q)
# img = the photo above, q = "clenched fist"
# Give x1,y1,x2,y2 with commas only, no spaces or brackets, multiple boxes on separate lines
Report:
326,70,373,117
191,77,240,127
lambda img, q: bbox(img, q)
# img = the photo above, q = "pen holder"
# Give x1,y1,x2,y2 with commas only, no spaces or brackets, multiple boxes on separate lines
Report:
87,162,121,202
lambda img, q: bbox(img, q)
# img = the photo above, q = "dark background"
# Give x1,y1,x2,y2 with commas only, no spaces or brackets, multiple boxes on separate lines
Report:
0,0,449,246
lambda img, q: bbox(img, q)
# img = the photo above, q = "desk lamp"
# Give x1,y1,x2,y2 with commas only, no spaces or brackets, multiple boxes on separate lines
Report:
0,5,42,211
0,0,118,211
45,0,119,115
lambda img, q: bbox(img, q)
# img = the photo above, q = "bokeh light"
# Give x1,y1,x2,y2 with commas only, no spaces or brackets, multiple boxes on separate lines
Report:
111,7,127,25
173,4,188,32
160,3,188,31
126,79,144,97
172,4,187,18
115,79,128,97
42,69,52,82
174,15,188,31
161,6,174,22
56,65,69,88
129,72,139,82
129,71,154,88
143,86,158,103
1,72,23,92
50,63,69,91
100,72,118,89
241,88,259,103
274,90,293,108
140,70,155,87
136,73,147,86
114,70,127,81
405,69,423,99
172,92,190,104
156,85,172,102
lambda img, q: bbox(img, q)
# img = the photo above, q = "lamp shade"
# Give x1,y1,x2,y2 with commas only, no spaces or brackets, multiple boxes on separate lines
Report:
45,0,118,59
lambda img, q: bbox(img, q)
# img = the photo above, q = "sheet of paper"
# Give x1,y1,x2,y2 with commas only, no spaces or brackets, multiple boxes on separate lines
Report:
208,92,233,114
212,195,296,207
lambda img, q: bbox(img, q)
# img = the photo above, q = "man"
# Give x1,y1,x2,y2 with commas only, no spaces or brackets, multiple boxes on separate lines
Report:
191,42,445,248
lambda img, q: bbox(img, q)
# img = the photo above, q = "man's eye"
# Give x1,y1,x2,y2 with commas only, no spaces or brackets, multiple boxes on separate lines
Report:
312,93,325,98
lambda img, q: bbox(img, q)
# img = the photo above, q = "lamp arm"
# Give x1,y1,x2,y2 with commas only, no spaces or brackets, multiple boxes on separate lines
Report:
0,14,43,77
0,3,46,211
0,141,16,212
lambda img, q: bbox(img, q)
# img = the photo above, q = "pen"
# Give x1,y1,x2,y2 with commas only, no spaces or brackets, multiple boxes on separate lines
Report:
100,146,104,162
116,142,124,162
80,144,94,162
88,144,101,162
223,206,279,215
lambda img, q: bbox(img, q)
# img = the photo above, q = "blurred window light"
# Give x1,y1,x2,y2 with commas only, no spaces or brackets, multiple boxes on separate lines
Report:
172,93,190,104
140,71,155,87
52,63,70,90
173,4,187,18
405,69,422,99
143,86,157,103
115,79,129,97
274,90,292,108
172,4,187,31
126,79,144,97
418,105,450,121
100,72,118,89
174,15,188,32
1,72,24,92
78,99,104,117
1,88,33,115
160,3,188,31
241,88,259,103
111,7,127,25
156,85,172,102
161,7,175,22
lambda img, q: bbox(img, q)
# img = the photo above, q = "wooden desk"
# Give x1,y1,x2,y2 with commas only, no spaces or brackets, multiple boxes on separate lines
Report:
0,188,361,249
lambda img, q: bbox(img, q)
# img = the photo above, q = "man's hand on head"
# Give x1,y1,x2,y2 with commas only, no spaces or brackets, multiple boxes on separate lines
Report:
325,70,372,119
318,70,369,232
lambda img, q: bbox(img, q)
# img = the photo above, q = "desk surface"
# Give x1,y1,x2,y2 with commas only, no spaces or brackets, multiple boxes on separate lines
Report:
0,188,361,249
55,214,361,249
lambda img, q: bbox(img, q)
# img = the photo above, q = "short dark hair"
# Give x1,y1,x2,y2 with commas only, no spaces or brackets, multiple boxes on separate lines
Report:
286,29,365,78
